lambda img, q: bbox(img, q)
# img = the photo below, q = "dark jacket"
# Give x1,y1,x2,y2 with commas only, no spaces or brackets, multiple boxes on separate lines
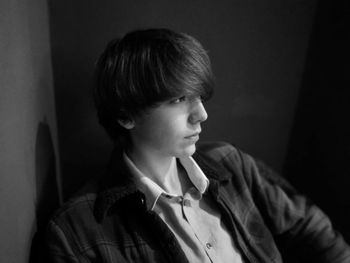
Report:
46,141,350,262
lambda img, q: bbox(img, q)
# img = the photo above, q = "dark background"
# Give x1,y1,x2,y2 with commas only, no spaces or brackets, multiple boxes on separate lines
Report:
284,0,350,242
48,0,349,242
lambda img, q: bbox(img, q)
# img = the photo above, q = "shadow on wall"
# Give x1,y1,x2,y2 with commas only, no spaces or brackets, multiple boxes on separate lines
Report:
29,121,60,262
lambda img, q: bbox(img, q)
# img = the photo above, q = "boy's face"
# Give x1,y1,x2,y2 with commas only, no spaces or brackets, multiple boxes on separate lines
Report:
128,96,208,159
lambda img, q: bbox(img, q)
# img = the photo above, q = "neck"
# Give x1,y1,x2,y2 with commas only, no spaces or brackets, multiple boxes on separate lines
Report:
127,147,187,195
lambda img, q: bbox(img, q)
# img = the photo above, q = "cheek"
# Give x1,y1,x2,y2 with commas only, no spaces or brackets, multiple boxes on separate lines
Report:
157,122,180,142
153,119,185,147
137,111,188,145
140,119,175,144
164,117,186,138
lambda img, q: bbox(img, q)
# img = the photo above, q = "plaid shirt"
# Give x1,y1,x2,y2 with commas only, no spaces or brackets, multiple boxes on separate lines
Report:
46,141,350,263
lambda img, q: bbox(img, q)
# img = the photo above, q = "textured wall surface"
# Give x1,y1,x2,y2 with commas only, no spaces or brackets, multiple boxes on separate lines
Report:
0,1,60,262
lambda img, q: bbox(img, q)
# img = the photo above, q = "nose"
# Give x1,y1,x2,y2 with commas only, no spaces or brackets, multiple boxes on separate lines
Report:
189,99,208,124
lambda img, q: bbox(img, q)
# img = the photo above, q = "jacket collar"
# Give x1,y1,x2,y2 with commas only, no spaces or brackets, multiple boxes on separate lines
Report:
94,146,231,222
94,149,139,222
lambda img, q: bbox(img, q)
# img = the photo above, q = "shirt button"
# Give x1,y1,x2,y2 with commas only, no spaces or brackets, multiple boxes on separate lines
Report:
183,199,191,207
206,242,212,249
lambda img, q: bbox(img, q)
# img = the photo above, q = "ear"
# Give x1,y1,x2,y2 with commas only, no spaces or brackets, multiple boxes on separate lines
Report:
118,118,135,129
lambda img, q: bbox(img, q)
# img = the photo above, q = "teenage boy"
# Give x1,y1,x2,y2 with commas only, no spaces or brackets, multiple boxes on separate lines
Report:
46,28,350,263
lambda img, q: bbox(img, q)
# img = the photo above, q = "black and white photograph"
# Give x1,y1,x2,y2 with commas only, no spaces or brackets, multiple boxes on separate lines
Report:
0,0,349,262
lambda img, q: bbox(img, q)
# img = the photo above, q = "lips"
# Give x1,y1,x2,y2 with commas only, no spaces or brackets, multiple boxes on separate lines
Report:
185,131,201,139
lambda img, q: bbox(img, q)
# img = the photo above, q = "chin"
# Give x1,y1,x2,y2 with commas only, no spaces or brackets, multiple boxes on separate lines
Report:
176,144,196,158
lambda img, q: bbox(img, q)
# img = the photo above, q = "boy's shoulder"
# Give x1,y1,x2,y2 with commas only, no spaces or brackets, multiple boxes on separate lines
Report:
196,140,243,164
194,141,247,182
49,180,100,227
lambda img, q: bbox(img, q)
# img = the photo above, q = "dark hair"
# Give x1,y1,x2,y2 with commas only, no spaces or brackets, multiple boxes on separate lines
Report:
94,28,214,148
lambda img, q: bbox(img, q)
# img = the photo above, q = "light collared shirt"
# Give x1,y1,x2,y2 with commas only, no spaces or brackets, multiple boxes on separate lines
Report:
124,153,243,263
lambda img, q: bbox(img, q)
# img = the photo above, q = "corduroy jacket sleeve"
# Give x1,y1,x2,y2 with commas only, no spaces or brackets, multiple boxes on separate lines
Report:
236,147,350,263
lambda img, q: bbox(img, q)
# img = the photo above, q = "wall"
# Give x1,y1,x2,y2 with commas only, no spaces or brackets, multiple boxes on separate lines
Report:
48,0,317,198
284,0,350,241
0,1,60,262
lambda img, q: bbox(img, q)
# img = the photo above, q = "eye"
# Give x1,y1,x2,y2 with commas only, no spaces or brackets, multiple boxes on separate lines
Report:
170,96,187,104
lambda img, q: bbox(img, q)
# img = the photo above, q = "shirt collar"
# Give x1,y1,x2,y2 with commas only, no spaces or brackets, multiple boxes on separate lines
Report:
123,153,209,211
94,143,231,223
